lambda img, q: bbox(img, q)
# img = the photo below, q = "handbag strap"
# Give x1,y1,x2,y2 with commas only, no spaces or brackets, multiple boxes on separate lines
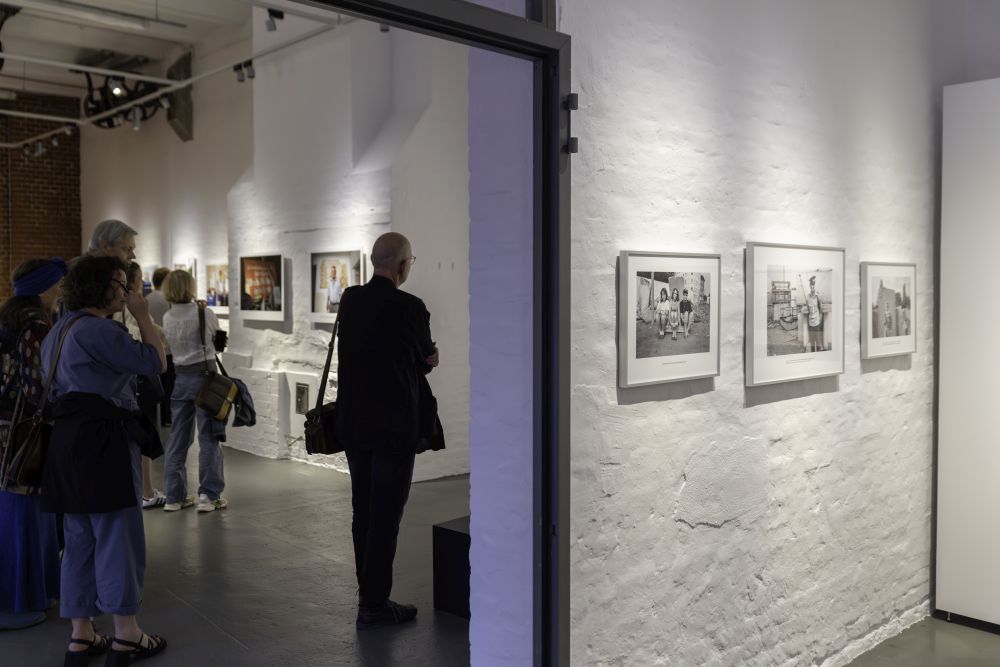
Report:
197,305,210,374
34,313,86,417
314,314,340,413
215,354,230,378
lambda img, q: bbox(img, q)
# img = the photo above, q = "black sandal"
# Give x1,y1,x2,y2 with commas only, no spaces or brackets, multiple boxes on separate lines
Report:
105,633,167,666
63,632,112,666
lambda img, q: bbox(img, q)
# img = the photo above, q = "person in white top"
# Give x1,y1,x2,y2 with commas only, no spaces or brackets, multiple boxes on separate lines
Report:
160,270,228,513
146,267,171,326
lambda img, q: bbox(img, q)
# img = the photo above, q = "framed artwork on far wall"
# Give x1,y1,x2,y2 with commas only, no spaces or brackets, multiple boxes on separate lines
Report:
239,254,284,321
205,262,230,315
309,250,365,322
745,242,845,387
618,250,721,387
861,262,916,359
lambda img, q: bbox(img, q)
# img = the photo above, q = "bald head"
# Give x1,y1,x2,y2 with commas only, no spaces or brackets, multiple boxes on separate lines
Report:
371,233,411,269
371,232,414,287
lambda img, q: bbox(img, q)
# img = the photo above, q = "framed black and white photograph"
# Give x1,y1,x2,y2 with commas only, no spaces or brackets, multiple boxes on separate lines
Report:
861,262,916,359
239,254,284,321
618,250,720,387
746,242,845,386
309,250,365,322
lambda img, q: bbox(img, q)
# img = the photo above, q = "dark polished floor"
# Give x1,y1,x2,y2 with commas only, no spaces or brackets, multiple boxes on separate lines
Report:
850,617,1000,666
3,449,470,667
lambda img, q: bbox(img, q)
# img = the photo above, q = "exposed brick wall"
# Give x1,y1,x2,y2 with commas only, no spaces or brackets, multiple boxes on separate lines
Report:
0,93,81,298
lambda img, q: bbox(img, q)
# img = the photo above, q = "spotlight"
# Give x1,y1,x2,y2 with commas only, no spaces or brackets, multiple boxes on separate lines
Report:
265,8,283,32
63,126,72,136
112,114,123,127
21,145,30,156
110,77,126,97
34,141,45,157
51,136,59,147
244,60,255,79
131,107,141,131
233,64,245,82
158,95,171,110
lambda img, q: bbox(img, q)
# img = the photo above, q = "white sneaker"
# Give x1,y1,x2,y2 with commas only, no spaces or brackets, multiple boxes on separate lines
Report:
196,493,228,513
163,496,195,512
142,490,166,509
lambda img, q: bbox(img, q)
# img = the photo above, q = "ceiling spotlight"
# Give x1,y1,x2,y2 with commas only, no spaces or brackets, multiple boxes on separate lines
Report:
159,95,171,110
112,114,123,127
131,107,141,131
22,145,30,157
110,77,126,97
51,136,59,147
63,126,73,136
265,8,283,32
34,141,45,157
244,60,255,79
234,64,245,82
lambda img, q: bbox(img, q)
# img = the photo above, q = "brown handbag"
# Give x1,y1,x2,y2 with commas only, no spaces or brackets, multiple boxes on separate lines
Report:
1,314,84,491
194,306,237,421
305,314,342,455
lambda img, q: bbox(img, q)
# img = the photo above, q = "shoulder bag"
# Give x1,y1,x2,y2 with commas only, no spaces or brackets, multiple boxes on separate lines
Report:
2,314,84,492
194,306,238,421
305,314,342,455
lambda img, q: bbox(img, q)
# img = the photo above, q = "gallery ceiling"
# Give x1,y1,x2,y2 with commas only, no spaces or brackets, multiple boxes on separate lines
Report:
0,0,252,96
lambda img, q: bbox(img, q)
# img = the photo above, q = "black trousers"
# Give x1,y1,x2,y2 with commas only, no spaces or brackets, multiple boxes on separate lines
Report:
345,446,416,608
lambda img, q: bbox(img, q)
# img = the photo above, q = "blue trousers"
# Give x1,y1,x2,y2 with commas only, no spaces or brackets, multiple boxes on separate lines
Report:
61,442,145,618
164,372,225,503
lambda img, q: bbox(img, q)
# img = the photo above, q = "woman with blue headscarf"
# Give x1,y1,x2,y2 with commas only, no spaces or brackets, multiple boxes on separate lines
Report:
0,258,66,630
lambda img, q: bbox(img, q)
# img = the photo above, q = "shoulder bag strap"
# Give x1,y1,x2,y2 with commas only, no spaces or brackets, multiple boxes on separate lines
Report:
34,314,86,417
314,314,340,413
197,305,210,374
215,353,230,378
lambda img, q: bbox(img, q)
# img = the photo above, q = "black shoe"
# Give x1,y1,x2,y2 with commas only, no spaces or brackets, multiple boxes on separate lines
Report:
356,600,418,630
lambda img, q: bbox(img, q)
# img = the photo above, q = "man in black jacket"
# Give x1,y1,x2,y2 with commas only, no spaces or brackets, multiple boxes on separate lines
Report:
335,232,439,629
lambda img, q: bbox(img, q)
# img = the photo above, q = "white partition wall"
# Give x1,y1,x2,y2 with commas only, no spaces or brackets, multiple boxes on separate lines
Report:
938,78,1000,624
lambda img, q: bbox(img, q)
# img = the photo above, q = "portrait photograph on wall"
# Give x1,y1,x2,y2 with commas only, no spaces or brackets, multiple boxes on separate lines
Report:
205,262,230,310
746,242,845,386
310,250,364,321
618,250,720,387
239,254,284,321
861,262,916,359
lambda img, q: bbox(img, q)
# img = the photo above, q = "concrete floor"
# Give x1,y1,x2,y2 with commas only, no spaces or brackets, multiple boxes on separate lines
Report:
3,448,470,667
850,617,1000,666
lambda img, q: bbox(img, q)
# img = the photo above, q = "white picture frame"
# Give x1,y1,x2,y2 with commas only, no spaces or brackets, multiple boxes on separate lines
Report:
308,250,366,323
618,250,721,387
745,242,845,387
861,262,916,359
239,254,285,321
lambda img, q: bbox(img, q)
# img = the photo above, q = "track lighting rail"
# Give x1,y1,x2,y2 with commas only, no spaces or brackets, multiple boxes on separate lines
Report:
0,18,348,148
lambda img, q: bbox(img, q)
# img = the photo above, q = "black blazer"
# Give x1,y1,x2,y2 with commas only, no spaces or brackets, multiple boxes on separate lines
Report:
335,276,436,452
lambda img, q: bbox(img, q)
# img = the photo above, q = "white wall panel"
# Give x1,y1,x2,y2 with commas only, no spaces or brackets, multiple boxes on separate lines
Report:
937,78,1000,625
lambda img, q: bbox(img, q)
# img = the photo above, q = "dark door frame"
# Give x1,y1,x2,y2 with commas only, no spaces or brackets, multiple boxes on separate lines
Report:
298,1,571,665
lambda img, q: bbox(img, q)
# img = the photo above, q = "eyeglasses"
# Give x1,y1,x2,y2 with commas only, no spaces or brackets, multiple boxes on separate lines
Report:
407,256,417,265
110,278,131,295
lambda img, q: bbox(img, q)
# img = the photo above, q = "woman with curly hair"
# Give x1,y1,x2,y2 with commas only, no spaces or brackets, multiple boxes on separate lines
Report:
40,255,168,665
0,258,65,630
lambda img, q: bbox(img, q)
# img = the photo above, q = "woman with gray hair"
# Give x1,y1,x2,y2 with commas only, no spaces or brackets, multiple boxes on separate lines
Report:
87,219,137,265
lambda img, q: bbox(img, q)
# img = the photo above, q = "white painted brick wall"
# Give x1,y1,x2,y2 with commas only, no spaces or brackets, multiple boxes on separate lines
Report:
561,1,940,665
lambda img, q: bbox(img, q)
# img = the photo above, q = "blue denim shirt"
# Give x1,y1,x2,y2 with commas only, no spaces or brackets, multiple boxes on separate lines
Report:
41,313,162,412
